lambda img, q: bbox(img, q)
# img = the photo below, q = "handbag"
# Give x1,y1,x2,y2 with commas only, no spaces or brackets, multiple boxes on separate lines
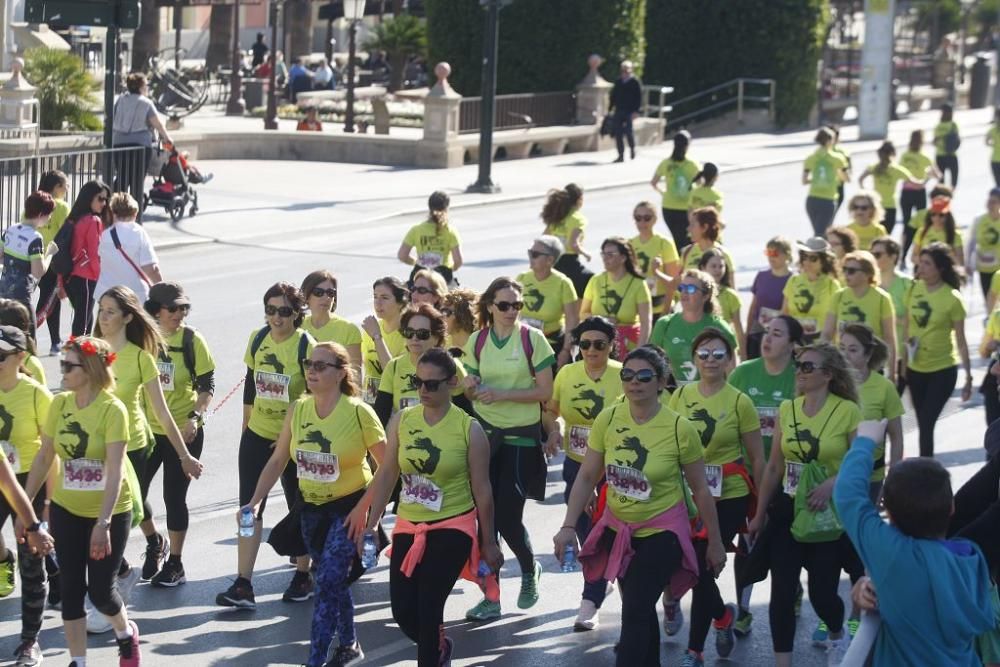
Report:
110,227,152,286
791,461,843,543
599,114,613,137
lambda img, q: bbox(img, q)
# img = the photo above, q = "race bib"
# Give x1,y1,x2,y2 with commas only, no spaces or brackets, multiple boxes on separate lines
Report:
978,250,997,266
606,464,652,501
363,376,380,405
157,361,175,392
296,450,340,483
418,252,443,269
400,473,443,512
784,461,805,496
255,370,290,402
704,464,723,498
0,441,19,473
398,396,419,411
758,307,781,327
799,318,818,334
63,458,105,492
758,407,778,438
521,317,544,331
567,425,590,458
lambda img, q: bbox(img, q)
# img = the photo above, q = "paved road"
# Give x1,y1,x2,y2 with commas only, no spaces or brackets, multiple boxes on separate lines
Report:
0,134,996,666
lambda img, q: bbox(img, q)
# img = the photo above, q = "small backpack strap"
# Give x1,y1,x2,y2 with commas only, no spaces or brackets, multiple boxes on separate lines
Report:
473,328,490,366
519,325,535,378
249,326,270,363
181,326,197,384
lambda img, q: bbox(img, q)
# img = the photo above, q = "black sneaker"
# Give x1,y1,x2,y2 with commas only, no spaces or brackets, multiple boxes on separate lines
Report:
324,641,364,666
215,578,256,609
141,533,169,581
150,559,186,587
47,570,61,609
282,570,314,602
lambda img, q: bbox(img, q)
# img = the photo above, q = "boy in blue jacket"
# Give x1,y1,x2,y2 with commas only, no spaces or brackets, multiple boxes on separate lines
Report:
834,420,996,666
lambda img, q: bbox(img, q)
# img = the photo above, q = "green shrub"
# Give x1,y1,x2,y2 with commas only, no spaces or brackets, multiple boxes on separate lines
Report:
23,48,102,131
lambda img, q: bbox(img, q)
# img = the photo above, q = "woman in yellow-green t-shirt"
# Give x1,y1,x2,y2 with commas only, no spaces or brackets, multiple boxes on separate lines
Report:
858,140,921,234
35,170,71,353
803,127,849,237
398,191,463,279
651,130,700,249
782,238,842,340
301,269,363,372
361,277,409,405
542,183,593,299
911,196,964,267
581,237,652,359
899,130,940,239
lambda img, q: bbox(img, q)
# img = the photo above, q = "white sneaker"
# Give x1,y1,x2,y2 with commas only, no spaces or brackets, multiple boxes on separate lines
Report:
662,592,684,636
604,580,615,598
86,566,141,635
573,599,599,631
117,566,141,602
827,634,851,666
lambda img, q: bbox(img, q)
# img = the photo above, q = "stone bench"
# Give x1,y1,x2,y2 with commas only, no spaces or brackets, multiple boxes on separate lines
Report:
896,85,949,110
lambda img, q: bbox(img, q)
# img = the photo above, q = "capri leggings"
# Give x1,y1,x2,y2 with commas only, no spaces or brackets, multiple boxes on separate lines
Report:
662,208,691,250
50,503,130,621
127,446,154,527
562,457,608,606
238,427,298,514
0,473,47,644
141,430,205,531
490,443,539,574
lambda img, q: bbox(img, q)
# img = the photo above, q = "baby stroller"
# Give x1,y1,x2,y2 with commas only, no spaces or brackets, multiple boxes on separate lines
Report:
143,142,199,222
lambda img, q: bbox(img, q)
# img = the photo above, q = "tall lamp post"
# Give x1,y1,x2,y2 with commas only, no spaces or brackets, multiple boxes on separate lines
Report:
343,0,366,133
467,0,501,193
264,1,281,129
226,0,246,116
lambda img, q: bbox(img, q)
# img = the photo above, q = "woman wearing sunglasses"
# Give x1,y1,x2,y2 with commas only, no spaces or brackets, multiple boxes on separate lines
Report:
23,336,142,667
544,316,621,631
410,269,448,310
911,196,963,267
554,346,725,667
747,343,860,665
843,192,887,252
365,348,503,666
698,247,745,359
746,237,793,359
650,269,736,387
140,281,215,587
441,288,477,355
461,276,555,621
781,237,841,340
243,342,385,667
361,277,409,405
904,242,972,458
667,328,764,665
374,304,470,425
517,235,579,367
301,270,363,373
630,201,681,319
217,282,316,610
581,237,651,359
64,181,112,336
871,237,912,386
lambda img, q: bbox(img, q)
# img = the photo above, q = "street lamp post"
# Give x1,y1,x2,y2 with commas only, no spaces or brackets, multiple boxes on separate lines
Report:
344,0,366,133
467,0,501,194
226,0,246,116
264,1,281,130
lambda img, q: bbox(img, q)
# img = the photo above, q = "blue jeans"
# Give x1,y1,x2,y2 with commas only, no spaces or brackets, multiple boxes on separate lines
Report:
301,511,358,667
562,457,608,607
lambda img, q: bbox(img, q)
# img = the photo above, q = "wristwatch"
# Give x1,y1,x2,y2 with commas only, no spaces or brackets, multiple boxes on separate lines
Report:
25,521,41,533
188,410,203,421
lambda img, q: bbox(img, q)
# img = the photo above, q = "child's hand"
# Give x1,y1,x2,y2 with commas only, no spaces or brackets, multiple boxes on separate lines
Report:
852,576,878,611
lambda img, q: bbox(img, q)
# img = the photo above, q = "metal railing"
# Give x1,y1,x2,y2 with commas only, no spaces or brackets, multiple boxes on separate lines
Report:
663,78,776,130
641,85,674,125
459,91,576,134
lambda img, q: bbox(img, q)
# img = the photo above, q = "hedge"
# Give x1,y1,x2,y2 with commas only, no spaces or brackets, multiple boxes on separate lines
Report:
644,0,829,127
425,0,645,96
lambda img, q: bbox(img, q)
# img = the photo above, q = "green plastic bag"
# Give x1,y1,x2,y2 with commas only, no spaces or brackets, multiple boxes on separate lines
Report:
791,461,843,543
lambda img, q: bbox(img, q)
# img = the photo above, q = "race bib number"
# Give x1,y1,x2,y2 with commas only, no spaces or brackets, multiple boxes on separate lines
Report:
521,317,544,331
606,464,652,502
63,458,105,492
567,425,590,457
758,307,781,327
704,464,723,498
784,462,805,496
398,396,419,411
400,473,443,512
157,361,175,392
255,370,290,402
418,252,443,269
296,450,340,483
758,407,778,438
0,441,19,473
363,376,380,405
799,318,818,334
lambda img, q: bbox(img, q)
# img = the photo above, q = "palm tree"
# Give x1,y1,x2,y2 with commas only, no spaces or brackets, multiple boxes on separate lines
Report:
206,4,234,72
132,0,161,72
363,14,426,91
23,49,102,131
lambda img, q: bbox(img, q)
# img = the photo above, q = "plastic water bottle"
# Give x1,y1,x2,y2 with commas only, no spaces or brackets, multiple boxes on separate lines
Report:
561,544,578,572
477,559,491,578
361,533,378,569
238,508,255,538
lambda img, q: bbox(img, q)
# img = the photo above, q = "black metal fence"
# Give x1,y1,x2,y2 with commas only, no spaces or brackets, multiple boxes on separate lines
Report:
0,146,146,235
459,91,576,134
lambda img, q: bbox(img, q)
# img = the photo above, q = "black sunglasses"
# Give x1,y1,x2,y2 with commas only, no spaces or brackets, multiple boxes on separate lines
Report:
578,340,609,351
794,360,822,374
412,376,451,391
265,305,295,317
494,301,524,312
633,213,654,222
311,287,337,299
696,348,728,361
620,368,656,383
303,359,343,372
60,361,83,374
164,304,190,314
401,327,433,341
843,266,863,276
412,286,435,295
528,250,552,260
439,307,454,317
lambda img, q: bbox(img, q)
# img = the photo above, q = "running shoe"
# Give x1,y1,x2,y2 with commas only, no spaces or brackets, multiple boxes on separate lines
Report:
326,641,364,667
440,636,454,667
116,620,141,667
215,578,256,609
812,620,830,646
734,609,753,637
282,570,314,602
0,549,15,597
795,583,804,617
847,618,860,638
118,566,141,600
573,599,599,632
86,598,112,634
680,650,704,667
465,598,501,621
13,640,41,667
714,603,737,658
516,560,541,609
662,595,684,636
49,342,60,357
827,634,851,666
150,559,186,588
140,533,169,581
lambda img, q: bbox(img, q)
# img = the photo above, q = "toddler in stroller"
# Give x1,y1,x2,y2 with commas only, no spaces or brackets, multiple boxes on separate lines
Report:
143,141,212,222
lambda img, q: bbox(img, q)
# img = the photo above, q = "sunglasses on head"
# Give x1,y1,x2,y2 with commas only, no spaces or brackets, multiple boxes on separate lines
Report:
633,213,654,222
311,287,337,298
265,305,295,317
620,368,656,383
60,360,83,374
528,250,551,260
677,283,704,295
578,339,609,351
303,359,343,372
794,360,822,374
696,348,728,361
494,300,524,312
401,327,433,340
164,304,190,314
412,376,451,391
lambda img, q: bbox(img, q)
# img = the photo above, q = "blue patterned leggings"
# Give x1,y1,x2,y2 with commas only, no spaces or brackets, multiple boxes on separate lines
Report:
301,511,358,667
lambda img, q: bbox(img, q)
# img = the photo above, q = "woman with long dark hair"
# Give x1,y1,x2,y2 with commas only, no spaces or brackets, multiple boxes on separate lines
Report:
911,195,963,267
65,180,111,336
580,237,652,359
542,184,592,297
34,169,71,353
858,141,922,235
651,131,700,248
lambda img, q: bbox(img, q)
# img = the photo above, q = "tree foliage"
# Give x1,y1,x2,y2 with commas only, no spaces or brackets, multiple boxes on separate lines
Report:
363,14,428,91
23,49,102,131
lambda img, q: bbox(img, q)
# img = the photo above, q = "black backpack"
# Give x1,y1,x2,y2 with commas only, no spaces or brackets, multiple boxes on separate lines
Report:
161,326,198,388
50,218,77,278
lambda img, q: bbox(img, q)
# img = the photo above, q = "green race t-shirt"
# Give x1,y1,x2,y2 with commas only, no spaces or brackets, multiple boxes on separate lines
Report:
516,269,578,335
991,126,1000,162
858,372,904,482
934,121,959,156
783,273,841,335
402,220,461,269
583,271,651,326
718,286,742,324
689,185,723,211
378,352,467,413
847,221,889,251
778,395,860,494
650,312,736,386
545,210,587,255
37,198,70,248
151,327,215,435
869,163,914,209
914,224,963,258
804,147,848,200
302,314,364,347
23,354,45,388
828,285,895,340
552,359,623,462
906,280,965,373
884,273,913,355
0,375,51,474
361,320,406,404
974,214,1000,273
899,150,934,183
681,242,735,274
729,358,796,459
630,233,680,313
110,342,158,452
244,328,316,440
654,158,701,210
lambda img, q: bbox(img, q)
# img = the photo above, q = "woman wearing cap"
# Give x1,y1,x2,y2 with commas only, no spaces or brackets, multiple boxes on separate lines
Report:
680,207,734,276
216,282,315,610
912,196,963,266
65,181,112,336
542,184,593,299
462,277,555,621
0,324,54,665
803,127,849,237
652,130,700,248
410,269,448,310
95,193,161,303
441,288,477,355
23,336,142,667
360,277,409,406
544,316,621,631
963,188,1000,299
517,235,579,367
904,242,972,458
581,237,652,359
141,281,215,587
300,270,363,373
782,238,842,341
0,192,58,339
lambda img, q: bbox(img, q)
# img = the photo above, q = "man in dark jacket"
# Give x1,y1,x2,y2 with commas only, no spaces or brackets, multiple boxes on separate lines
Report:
609,60,642,162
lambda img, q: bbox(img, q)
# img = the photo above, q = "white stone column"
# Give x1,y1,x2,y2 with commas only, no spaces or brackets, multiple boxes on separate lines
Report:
575,54,612,125
417,62,464,168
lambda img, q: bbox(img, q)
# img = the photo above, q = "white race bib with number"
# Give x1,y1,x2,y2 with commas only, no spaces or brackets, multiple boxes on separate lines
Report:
521,317,544,331
704,464,723,498
400,473,443,512
157,361,175,392
398,396,419,411
0,441,19,474
418,252,443,269
606,464,652,501
296,450,340,483
758,407,778,438
567,425,590,457
758,307,781,327
363,376,380,404
784,461,805,496
799,318,818,334
63,458,105,491
255,371,290,402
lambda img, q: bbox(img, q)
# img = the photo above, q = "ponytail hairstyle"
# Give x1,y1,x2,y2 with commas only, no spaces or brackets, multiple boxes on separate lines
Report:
428,190,450,234
908,129,923,153
775,314,806,347
875,141,895,175
692,206,725,243
565,183,583,210
797,342,859,404
540,187,575,226
601,237,644,280
841,323,889,372
814,126,835,147
670,130,691,162
697,246,734,288
372,276,410,306
95,286,166,357
693,162,719,186
312,341,360,396
37,169,67,195
476,276,523,329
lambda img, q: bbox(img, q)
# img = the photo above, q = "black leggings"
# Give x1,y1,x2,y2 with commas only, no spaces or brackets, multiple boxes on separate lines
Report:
489,444,536,573
390,528,471,667
882,207,897,235
765,493,844,653
142,430,205,531
936,155,959,188
553,254,594,300
949,454,1000,573
662,208,690,250
127,447,155,529
50,503,130,621
900,188,926,233
993,162,1000,188
0,473,46,643
981,271,995,301
35,268,61,345
688,495,748,653
908,365,958,458
238,427,298,514
65,276,95,336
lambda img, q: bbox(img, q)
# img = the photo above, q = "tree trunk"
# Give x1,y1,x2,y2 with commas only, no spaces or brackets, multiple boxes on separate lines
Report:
388,53,404,91
206,5,234,72
131,0,160,72
284,0,314,61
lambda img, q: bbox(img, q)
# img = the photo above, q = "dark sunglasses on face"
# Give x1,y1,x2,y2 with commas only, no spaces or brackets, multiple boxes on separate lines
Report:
494,301,524,312
311,287,337,298
528,250,551,259
620,368,656,383
60,361,83,374
850,204,871,211
412,286,434,295
801,253,820,262
633,213,654,222
412,376,451,391
794,360,822,374
401,327,433,341
578,339,609,351
871,251,885,259
677,283,704,295
164,304,190,314
696,348,728,361
265,305,295,317
843,266,863,275
303,359,343,372
439,307,454,317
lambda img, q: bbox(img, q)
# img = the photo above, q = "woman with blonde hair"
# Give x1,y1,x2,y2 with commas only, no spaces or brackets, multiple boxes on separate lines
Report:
410,269,448,309
843,191,887,251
